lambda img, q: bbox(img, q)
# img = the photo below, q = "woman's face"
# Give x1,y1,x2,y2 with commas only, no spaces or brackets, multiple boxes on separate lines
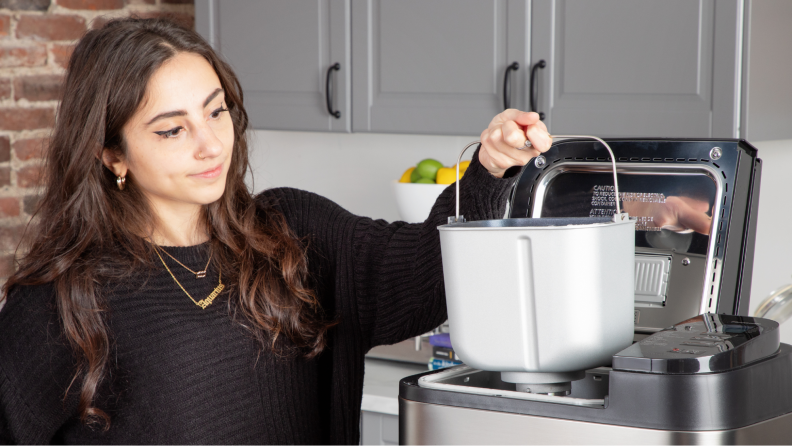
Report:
109,52,234,214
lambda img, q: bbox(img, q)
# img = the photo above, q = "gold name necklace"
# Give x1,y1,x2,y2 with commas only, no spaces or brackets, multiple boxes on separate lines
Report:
154,246,225,309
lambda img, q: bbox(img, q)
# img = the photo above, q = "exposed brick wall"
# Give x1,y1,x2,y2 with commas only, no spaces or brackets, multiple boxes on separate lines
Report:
0,0,194,281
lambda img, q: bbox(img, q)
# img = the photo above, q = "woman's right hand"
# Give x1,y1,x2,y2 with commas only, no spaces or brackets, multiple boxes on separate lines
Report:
478,109,553,178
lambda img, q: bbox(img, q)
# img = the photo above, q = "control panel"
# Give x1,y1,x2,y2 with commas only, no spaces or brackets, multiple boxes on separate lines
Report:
613,314,779,374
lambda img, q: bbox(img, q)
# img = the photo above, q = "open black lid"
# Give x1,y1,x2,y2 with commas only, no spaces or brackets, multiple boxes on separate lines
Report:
508,138,762,333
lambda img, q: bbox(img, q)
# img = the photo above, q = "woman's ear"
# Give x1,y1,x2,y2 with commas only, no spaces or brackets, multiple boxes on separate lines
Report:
101,148,128,178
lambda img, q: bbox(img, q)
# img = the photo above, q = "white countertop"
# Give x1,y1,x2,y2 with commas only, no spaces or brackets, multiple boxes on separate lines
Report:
362,358,427,416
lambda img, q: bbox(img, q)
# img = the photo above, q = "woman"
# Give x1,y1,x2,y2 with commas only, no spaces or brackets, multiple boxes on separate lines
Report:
0,18,550,443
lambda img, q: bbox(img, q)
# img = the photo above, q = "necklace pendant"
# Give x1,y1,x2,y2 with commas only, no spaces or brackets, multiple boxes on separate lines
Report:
196,283,225,309
196,271,207,279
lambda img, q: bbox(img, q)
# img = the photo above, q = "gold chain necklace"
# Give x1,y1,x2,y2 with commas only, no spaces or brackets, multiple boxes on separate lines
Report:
154,247,224,309
158,246,213,279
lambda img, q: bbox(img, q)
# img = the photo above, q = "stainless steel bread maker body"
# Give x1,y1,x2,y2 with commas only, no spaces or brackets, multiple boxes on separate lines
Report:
398,139,792,445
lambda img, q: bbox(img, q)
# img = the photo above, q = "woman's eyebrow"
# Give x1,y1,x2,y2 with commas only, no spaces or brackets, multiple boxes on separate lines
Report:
203,88,223,107
146,110,186,126
145,88,225,126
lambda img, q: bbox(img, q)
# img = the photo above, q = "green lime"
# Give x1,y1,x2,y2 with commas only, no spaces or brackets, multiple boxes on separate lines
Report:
415,178,436,184
410,167,423,183
416,158,444,181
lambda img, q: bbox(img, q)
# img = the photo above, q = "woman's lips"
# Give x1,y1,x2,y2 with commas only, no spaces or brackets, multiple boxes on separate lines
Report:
191,163,223,179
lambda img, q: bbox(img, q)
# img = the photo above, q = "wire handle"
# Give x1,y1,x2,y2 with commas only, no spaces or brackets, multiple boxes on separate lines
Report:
549,135,622,215
450,136,623,224
450,141,482,223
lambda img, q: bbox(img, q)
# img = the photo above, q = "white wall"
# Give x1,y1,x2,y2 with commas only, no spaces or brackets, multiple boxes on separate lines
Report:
249,131,792,342
748,139,792,343
248,130,477,222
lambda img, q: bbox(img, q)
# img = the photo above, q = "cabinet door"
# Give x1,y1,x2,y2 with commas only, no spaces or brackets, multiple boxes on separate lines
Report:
530,0,742,138
196,0,350,132
360,411,398,445
351,0,529,135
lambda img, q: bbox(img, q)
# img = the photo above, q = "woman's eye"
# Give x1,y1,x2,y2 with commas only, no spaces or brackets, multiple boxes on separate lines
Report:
210,105,229,119
154,126,184,139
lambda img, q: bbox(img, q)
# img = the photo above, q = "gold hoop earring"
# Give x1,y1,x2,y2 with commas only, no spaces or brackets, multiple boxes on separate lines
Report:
117,176,126,191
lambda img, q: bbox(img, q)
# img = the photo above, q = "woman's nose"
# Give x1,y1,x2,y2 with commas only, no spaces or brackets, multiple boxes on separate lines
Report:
195,123,224,160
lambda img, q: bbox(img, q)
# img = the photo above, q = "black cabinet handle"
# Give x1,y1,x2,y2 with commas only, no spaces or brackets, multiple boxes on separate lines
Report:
502,61,519,110
325,62,341,119
529,60,546,120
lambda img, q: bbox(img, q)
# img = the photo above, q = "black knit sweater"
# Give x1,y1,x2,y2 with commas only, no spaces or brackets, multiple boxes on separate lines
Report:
0,152,513,444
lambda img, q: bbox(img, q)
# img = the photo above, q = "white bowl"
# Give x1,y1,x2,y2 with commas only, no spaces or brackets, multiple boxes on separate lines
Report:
391,180,448,223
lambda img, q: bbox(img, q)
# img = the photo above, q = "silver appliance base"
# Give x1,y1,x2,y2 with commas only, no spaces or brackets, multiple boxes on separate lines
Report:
399,398,792,445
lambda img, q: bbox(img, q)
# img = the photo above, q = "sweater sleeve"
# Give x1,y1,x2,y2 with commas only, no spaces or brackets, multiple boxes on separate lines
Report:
0,284,80,444
260,147,515,350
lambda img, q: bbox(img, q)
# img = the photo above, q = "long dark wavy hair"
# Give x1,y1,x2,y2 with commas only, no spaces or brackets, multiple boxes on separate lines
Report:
1,18,331,429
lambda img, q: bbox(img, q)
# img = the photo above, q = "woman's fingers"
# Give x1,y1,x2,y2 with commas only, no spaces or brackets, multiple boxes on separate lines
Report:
498,109,540,128
501,120,539,161
478,141,520,174
526,119,552,153
501,119,527,149
479,109,551,177
502,111,553,153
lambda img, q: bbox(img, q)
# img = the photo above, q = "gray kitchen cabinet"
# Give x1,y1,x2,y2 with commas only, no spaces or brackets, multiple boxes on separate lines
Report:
196,1,787,140
529,0,743,138
351,0,529,135
741,0,792,141
197,0,529,135
196,0,351,132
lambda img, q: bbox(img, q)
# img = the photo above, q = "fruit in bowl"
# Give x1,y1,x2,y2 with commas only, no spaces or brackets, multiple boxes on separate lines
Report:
392,158,471,222
399,159,470,184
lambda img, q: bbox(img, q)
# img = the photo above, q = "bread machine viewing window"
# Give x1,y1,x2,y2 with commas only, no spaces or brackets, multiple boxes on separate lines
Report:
538,169,718,255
